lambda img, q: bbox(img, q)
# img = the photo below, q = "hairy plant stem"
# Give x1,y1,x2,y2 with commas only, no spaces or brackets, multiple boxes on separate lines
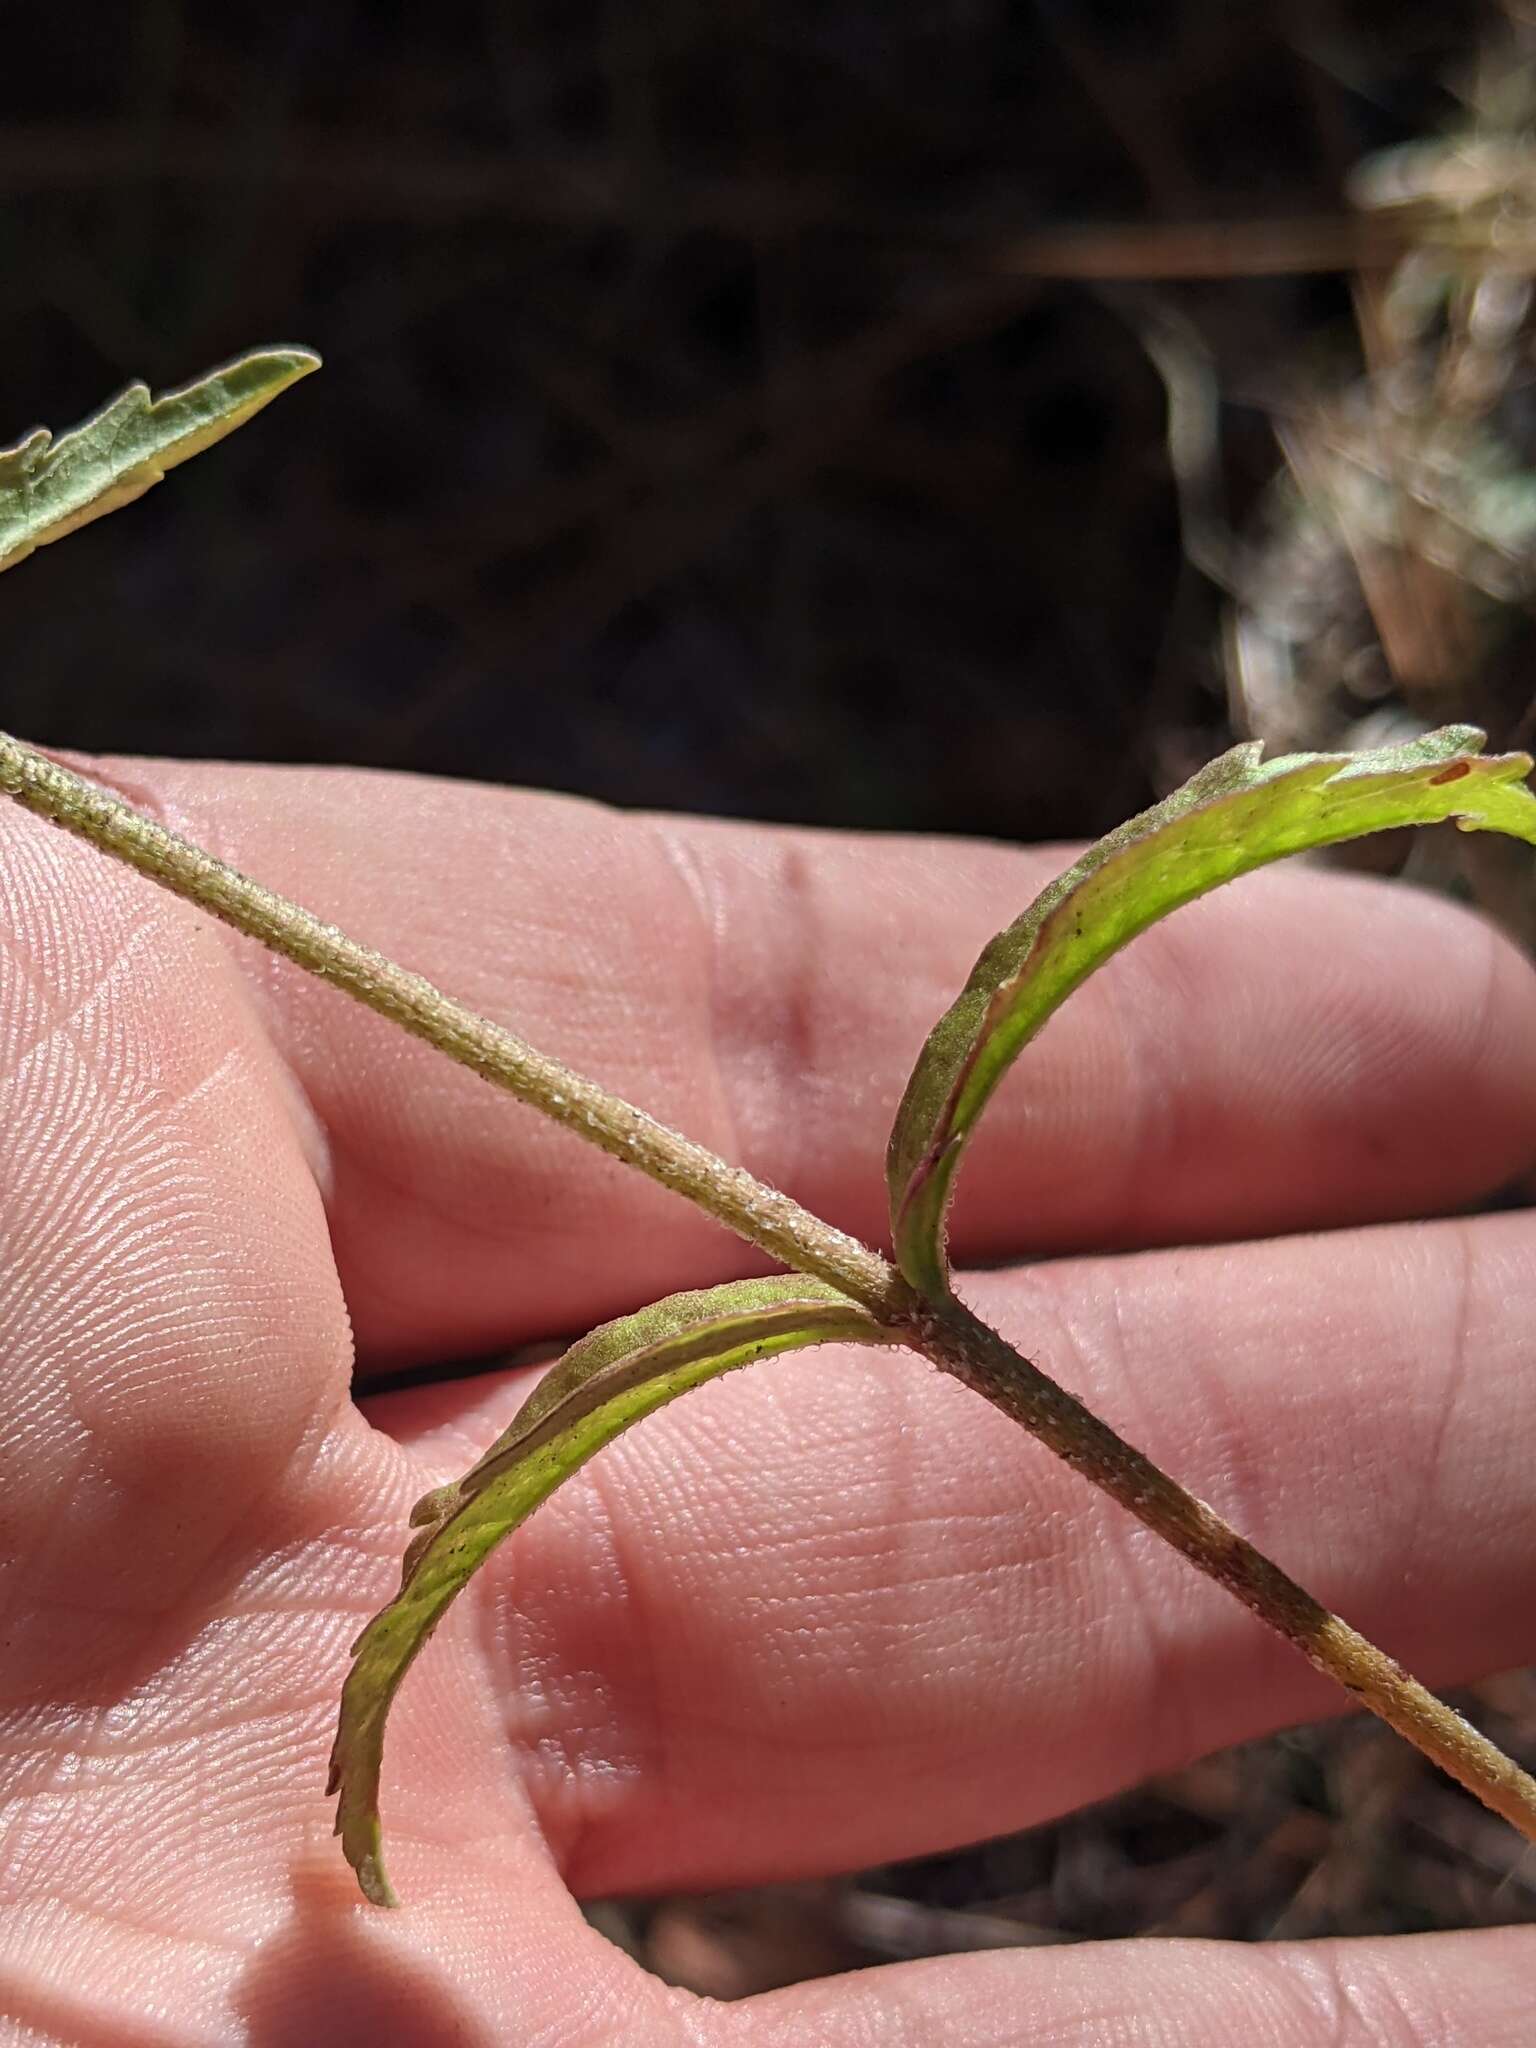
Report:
2,727,1533,1845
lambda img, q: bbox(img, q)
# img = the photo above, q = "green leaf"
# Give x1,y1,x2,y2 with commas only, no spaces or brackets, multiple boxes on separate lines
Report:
886,726,1536,1296
329,1275,897,1906
0,345,320,574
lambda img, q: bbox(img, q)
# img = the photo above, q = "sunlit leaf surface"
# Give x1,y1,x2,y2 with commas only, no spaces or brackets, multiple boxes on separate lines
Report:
330,1275,896,1905
887,726,1536,1295
0,346,320,574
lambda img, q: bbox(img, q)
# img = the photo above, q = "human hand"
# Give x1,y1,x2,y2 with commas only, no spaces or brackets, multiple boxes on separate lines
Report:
1,755,1533,2044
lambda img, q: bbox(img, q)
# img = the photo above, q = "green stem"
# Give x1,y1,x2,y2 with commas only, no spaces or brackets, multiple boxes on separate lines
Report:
2,728,1532,1845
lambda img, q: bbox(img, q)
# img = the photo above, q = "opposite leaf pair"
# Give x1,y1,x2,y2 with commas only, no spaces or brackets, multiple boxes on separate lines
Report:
5,350,1535,1908
331,723,1536,1905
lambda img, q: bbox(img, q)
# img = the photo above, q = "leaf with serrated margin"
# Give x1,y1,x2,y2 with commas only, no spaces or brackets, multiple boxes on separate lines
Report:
329,1275,898,1906
0,346,320,573
886,725,1536,1297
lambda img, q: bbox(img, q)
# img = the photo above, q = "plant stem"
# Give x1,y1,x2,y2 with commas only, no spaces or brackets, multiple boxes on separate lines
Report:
0,736,895,1302
2,728,1533,1844
915,1295,1536,1842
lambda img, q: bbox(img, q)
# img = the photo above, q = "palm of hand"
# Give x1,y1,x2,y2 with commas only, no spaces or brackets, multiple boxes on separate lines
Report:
2,756,1534,2046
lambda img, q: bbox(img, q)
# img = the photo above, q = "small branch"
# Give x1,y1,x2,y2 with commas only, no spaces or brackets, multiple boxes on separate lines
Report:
914,1296,1536,1844
0,734,894,1307
2,728,1532,1844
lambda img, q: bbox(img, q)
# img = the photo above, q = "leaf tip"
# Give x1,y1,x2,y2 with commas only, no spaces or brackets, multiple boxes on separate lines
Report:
357,1851,400,1910
247,343,323,391
0,342,325,576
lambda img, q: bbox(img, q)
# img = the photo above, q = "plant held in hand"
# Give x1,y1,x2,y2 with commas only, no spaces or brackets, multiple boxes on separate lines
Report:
2,352,1535,1910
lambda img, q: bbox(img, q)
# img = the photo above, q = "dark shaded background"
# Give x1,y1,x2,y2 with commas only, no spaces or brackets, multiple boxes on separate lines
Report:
0,0,1492,835
6,0,1534,1995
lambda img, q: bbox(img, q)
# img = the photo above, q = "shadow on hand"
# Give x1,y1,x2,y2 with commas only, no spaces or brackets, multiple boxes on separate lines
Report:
235,1857,496,2048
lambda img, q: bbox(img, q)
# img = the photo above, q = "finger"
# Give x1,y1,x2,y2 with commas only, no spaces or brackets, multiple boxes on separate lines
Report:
0,1436,688,2046
90,754,1536,1358
0,811,676,2043
366,1207,1536,1897
730,1928,1536,2048
0,800,351,1707
0,803,378,2034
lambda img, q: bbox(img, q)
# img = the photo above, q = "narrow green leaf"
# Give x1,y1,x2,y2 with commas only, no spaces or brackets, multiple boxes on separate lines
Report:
0,345,320,574
887,726,1536,1296
329,1276,897,1906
